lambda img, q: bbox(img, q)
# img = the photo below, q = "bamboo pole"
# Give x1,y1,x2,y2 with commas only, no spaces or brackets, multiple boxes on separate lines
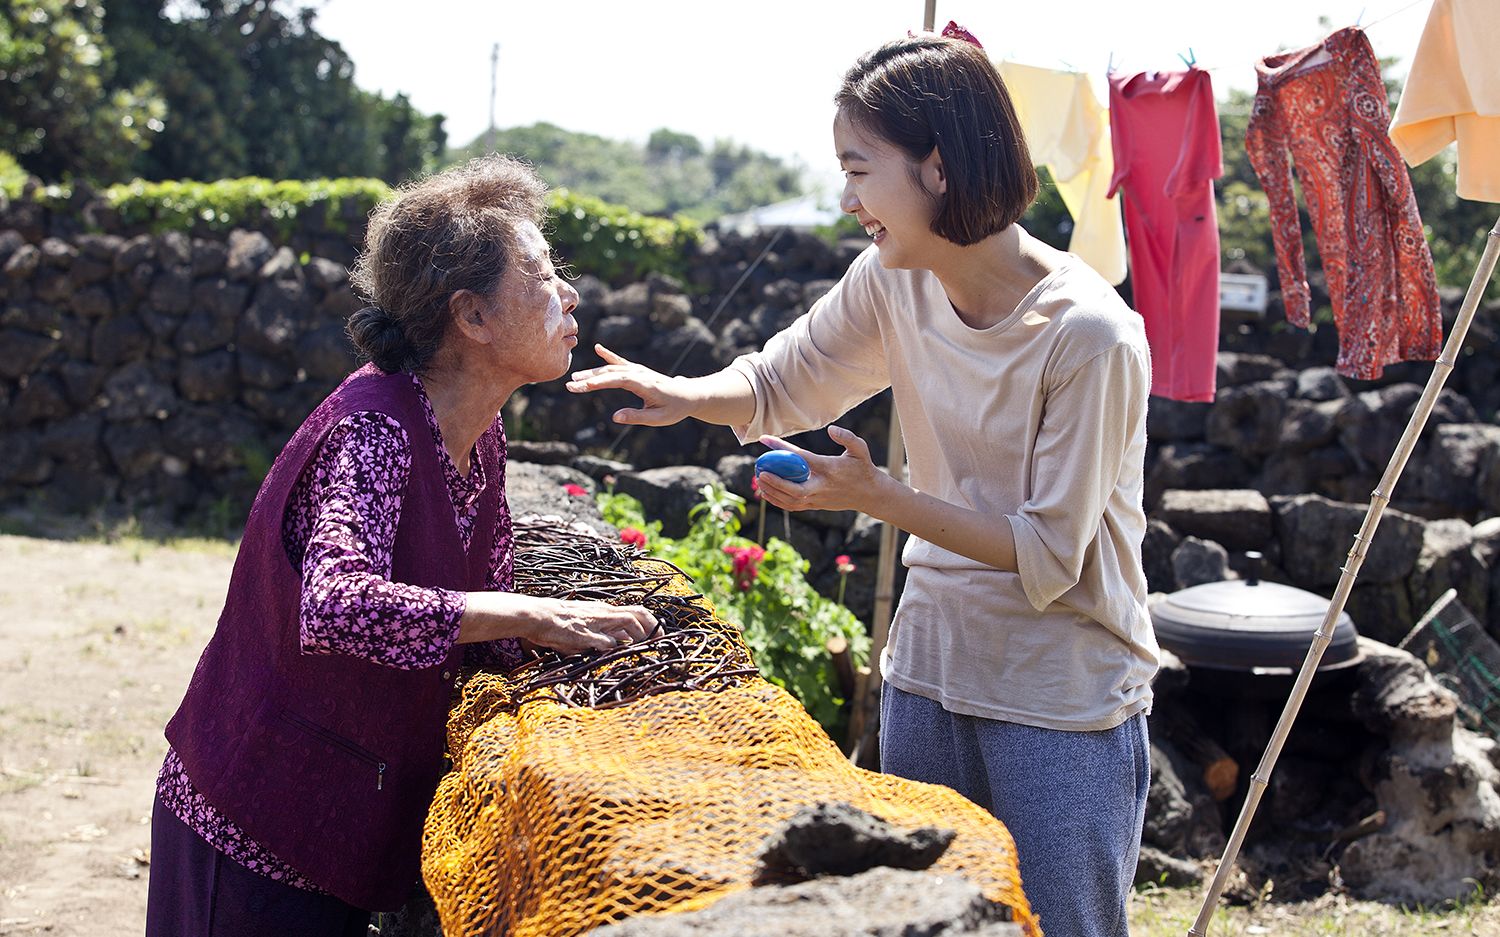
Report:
1188,216,1500,937
847,405,905,763
845,0,933,767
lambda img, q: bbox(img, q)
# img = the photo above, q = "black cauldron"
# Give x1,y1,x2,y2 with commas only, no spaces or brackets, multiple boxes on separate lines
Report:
1150,556,1362,697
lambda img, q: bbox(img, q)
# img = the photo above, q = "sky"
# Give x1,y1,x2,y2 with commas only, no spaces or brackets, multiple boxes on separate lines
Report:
313,0,1431,194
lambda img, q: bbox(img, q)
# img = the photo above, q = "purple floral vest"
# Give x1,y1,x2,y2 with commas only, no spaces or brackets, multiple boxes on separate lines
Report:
165,364,498,910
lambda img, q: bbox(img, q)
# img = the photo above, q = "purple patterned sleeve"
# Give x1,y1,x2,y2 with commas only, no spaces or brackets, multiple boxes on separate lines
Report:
295,413,467,670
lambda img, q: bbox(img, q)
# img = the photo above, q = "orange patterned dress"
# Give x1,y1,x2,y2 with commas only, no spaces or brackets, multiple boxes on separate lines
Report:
1246,26,1442,380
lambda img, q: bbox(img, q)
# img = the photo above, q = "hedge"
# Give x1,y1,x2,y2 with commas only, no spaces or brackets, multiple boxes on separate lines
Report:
0,164,700,284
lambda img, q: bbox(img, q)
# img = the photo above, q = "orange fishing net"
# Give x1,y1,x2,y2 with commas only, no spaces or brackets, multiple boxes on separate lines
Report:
421,523,1038,936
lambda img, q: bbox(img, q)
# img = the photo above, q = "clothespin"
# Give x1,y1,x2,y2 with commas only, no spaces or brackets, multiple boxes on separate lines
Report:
1107,50,1115,74
1177,47,1197,69
1356,6,1366,27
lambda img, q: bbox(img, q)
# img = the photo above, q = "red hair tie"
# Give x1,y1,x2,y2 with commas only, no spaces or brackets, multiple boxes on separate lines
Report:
909,20,984,49
941,21,983,48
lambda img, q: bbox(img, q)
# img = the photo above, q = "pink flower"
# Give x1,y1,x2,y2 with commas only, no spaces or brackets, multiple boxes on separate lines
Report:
620,527,647,548
563,483,587,497
836,554,856,575
726,544,765,590
750,475,762,500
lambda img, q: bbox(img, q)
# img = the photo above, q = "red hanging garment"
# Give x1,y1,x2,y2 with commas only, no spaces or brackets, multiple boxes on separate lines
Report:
1108,67,1223,403
1246,26,1442,381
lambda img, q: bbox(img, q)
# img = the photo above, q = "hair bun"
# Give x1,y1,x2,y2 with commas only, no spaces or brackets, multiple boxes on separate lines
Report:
346,305,413,373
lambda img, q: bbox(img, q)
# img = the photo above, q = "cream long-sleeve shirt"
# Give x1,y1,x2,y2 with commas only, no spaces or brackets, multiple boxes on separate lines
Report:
999,61,1128,285
728,245,1158,731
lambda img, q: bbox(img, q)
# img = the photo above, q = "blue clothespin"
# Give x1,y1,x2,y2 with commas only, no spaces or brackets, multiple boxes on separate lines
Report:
1107,50,1115,74
1178,48,1197,69
1356,6,1366,26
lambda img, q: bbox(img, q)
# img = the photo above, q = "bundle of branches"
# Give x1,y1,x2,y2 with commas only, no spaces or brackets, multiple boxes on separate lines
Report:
505,517,758,711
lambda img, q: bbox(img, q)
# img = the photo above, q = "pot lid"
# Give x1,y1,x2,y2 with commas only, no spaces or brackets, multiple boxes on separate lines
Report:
1151,560,1360,674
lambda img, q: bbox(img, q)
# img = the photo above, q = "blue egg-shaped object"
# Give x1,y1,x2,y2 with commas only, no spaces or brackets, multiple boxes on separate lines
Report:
755,450,810,483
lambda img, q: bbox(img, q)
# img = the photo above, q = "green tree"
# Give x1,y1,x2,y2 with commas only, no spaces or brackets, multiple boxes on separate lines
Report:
450,123,804,222
0,0,164,182
646,128,703,161
98,0,445,183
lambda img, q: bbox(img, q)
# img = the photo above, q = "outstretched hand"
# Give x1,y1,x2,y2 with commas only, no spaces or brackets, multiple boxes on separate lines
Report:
566,344,697,427
754,425,890,516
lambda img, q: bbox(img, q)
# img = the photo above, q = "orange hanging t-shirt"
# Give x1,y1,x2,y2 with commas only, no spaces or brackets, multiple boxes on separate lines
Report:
1390,0,1500,203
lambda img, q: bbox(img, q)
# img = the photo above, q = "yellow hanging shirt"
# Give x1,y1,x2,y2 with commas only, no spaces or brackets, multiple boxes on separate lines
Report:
1389,0,1500,203
999,61,1127,284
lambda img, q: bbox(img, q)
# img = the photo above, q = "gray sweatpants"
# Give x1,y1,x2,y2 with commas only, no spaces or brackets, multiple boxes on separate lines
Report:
880,684,1150,937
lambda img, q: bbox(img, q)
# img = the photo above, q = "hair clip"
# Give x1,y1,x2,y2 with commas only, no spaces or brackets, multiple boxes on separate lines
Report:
941,20,984,49
911,21,984,49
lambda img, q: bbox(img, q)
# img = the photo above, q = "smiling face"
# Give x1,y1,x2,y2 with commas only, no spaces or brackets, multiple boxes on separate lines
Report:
835,111,946,270
484,220,581,385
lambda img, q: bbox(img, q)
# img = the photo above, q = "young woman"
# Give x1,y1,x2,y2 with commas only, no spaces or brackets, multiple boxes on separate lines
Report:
146,156,653,936
568,33,1157,937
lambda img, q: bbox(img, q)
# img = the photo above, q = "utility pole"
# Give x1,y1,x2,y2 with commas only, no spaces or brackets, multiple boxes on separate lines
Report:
487,42,499,154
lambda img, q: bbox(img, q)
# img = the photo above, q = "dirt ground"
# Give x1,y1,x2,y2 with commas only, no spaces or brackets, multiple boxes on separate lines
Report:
0,520,1497,937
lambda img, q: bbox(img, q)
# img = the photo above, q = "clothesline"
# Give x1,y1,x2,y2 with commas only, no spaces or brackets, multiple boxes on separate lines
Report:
999,0,1431,83
1010,0,1479,402
1363,0,1433,31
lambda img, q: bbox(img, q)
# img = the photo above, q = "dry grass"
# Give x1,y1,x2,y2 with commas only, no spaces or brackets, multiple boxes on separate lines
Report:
1130,883,1500,936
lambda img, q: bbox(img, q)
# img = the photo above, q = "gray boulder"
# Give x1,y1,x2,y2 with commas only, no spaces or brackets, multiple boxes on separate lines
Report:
1205,380,1291,459
1170,536,1230,588
225,229,275,280
506,462,611,538
1271,494,1425,589
615,466,724,539
1154,489,1272,553
587,867,1022,937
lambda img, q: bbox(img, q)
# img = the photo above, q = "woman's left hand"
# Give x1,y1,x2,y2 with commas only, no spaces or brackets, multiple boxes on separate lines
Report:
754,425,890,515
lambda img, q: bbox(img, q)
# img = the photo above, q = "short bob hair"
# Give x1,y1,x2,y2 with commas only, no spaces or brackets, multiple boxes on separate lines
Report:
836,35,1038,246
347,155,548,374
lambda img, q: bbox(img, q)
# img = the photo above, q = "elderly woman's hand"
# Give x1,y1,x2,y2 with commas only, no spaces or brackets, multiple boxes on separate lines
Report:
527,596,655,653
459,592,655,653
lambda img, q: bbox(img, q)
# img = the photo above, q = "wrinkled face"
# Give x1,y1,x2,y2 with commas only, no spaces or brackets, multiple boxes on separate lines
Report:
488,221,580,384
835,111,941,269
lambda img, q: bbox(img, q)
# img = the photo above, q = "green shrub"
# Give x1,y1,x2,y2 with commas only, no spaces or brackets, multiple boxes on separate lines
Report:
102,177,390,238
599,483,869,740
547,188,700,284
0,151,27,201
6,173,697,284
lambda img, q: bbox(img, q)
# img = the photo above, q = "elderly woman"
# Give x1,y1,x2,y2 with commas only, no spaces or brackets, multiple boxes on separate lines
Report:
145,156,653,936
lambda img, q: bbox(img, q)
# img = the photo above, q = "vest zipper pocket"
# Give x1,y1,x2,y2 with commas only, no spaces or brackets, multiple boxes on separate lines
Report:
277,709,388,792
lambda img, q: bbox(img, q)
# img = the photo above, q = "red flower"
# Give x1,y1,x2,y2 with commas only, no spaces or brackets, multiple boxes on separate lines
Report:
620,527,647,548
563,483,587,497
835,554,856,575
726,544,765,590
750,475,762,500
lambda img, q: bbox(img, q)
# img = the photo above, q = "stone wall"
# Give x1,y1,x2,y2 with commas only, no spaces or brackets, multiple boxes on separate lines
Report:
7,219,1500,645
